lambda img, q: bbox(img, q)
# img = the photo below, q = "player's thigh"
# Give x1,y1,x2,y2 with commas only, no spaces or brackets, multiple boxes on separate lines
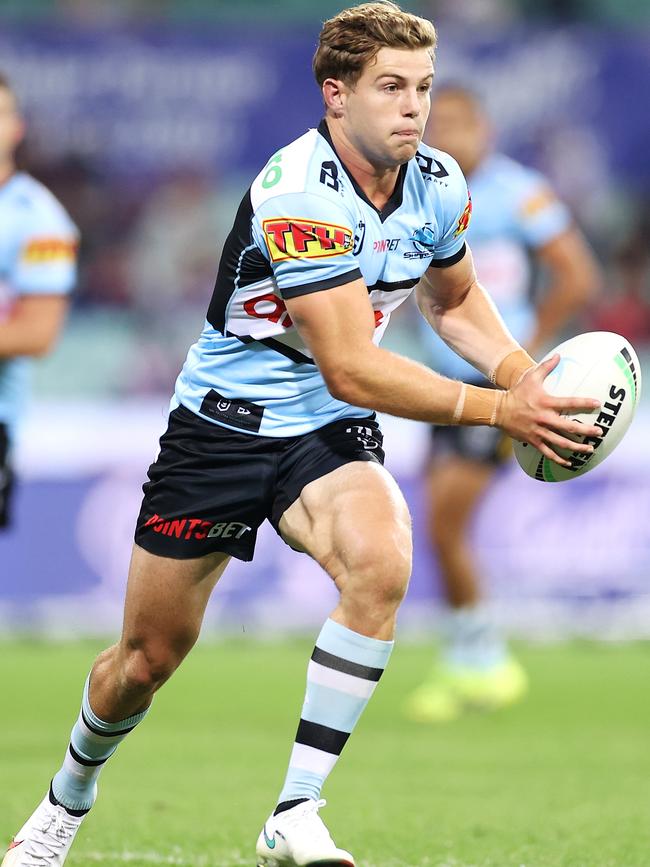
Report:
279,460,412,594
120,543,230,656
429,424,510,529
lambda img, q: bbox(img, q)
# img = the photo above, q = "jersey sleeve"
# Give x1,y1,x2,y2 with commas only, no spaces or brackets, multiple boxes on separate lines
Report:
251,191,361,299
11,199,79,296
514,168,572,248
429,155,472,269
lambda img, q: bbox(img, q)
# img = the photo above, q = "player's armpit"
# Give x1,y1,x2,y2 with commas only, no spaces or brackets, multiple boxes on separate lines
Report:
283,277,376,400
0,294,69,358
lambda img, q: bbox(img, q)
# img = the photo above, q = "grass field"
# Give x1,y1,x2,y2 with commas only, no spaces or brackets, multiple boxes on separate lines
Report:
1,639,649,867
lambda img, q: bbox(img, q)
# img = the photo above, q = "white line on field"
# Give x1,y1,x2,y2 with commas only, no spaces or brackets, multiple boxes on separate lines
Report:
80,851,502,867
81,852,249,866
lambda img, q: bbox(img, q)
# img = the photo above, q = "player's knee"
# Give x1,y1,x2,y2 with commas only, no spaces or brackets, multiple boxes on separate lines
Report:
120,634,195,695
348,529,412,609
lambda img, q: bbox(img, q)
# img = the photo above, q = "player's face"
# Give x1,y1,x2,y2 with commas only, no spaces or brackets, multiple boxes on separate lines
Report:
425,92,490,176
0,87,23,162
342,47,433,168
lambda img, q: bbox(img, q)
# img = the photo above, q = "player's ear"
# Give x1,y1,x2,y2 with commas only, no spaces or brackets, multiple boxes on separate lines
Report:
322,78,346,117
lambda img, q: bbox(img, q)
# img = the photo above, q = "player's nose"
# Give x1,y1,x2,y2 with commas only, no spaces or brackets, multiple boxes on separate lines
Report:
401,87,421,117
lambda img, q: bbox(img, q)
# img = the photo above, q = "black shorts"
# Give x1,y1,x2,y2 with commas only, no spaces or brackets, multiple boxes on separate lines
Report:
0,423,14,529
431,378,512,466
135,404,385,562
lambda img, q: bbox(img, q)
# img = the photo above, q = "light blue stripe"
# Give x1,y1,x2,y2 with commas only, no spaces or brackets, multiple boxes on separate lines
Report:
316,619,393,670
279,768,322,803
301,681,367,734
73,715,119,760
52,675,149,812
82,677,149,733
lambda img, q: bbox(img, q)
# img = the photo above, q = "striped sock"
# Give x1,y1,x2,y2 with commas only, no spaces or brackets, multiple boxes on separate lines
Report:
277,618,393,805
51,676,149,813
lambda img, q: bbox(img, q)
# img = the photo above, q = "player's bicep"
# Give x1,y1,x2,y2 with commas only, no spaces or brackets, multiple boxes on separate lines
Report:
284,278,375,386
417,244,477,313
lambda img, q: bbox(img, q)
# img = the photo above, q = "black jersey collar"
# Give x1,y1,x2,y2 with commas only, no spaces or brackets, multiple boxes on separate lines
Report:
317,118,407,223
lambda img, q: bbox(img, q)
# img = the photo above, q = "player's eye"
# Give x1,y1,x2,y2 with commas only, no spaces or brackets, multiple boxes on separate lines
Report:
384,83,398,93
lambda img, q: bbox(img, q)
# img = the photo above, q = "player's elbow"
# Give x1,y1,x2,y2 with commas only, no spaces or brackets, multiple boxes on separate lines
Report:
323,368,356,403
30,333,59,357
321,359,369,406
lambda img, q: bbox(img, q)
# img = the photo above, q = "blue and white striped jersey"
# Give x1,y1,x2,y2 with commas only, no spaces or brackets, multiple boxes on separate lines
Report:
418,153,572,382
173,120,471,436
0,172,78,437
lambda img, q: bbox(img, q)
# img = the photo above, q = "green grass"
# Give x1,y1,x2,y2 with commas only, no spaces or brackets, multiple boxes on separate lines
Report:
1,639,649,866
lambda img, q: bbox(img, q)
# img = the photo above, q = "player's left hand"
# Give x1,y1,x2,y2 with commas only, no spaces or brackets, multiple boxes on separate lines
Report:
497,354,602,467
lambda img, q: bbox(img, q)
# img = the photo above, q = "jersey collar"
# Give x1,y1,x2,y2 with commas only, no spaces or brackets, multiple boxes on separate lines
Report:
317,118,407,223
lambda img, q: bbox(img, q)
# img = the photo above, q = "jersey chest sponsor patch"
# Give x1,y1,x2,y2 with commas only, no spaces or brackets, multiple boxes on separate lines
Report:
262,217,353,262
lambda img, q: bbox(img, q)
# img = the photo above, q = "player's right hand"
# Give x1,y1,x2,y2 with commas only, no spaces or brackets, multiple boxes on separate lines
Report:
497,354,602,467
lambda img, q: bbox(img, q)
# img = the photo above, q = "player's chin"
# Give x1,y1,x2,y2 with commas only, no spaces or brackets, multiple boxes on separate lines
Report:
392,136,421,159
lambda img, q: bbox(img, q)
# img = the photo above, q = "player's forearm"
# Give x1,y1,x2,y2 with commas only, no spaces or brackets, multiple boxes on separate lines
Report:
528,277,599,356
327,343,500,426
527,233,603,355
421,278,527,380
0,321,58,357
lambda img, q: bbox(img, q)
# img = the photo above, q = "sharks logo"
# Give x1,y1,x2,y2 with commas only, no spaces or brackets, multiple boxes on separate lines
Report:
404,223,437,259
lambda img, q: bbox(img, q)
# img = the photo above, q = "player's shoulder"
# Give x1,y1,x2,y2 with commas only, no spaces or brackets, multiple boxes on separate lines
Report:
5,172,77,234
250,127,341,209
411,143,469,228
412,142,466,189
482,153,549,196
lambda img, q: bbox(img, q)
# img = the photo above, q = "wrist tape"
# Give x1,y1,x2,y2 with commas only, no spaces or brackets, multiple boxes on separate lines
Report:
452,383,503,427
489,347,535,389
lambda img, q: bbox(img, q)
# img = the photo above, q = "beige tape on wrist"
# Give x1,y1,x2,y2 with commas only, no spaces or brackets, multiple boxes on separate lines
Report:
452,383,467,424
489,347,536,389
456,384,503,427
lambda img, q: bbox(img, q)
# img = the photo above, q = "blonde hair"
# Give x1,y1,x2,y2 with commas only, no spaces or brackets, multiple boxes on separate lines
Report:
313,2,437,88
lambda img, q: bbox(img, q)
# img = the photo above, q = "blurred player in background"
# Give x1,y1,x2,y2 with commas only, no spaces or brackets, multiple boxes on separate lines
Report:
2,7,602,867
0,72,77,529
405,84,602,723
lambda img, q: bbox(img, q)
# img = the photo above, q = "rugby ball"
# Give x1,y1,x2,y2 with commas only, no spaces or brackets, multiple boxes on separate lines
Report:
513,331,641,482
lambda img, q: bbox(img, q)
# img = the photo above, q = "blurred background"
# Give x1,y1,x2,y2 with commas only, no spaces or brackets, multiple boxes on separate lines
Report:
1,0,650,639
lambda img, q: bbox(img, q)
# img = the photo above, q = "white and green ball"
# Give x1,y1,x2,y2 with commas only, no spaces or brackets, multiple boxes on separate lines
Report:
513,331,641,482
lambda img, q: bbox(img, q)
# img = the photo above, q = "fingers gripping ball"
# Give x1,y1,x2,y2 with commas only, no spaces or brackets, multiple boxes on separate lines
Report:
513,331,641,482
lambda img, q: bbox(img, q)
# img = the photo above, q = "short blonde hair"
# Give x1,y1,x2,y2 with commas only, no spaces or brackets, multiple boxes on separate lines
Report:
313,2,437,88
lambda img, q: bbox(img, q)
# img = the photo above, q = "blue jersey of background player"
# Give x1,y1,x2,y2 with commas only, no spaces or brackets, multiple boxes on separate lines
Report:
0,73,78,529
173,122,471,437
421,154,573,381
405,83,602,725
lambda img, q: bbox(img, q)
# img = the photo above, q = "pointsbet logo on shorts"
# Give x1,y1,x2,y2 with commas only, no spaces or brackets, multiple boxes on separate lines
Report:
143,514,252,541
263,218,353,262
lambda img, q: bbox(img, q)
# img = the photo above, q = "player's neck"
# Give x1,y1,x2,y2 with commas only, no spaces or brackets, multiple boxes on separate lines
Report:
0,158,16,187
457,151,488,181
325,120,402,211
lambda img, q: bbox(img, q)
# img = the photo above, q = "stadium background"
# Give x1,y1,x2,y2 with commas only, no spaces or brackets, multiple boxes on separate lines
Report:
2,5,650,867
1,0,650,639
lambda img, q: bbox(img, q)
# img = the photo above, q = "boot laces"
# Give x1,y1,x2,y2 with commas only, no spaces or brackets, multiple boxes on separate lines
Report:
19,806,80,865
